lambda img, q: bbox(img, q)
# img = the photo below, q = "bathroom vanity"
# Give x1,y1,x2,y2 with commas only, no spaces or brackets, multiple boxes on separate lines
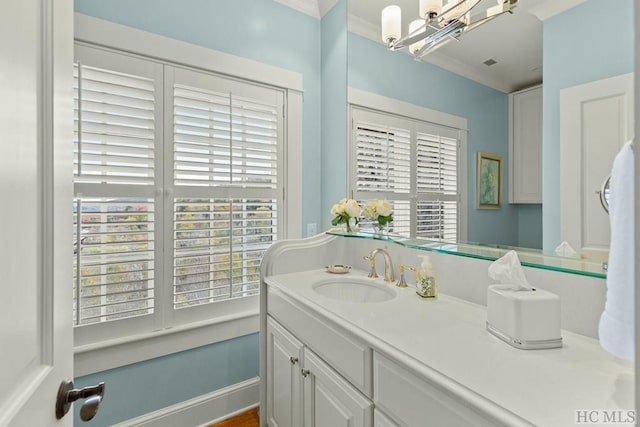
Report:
259,233,633,426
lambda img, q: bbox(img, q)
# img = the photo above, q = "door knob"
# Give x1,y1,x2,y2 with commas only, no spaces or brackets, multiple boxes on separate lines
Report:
56,380,105,421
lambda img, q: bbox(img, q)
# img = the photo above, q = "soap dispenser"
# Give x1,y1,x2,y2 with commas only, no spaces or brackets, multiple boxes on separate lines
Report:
414,255,437,299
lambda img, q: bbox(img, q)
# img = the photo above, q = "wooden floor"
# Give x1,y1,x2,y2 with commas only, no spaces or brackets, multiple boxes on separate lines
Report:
210,407,259,427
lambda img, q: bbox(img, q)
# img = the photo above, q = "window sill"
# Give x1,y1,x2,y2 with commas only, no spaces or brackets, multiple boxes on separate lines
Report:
74,308,259,377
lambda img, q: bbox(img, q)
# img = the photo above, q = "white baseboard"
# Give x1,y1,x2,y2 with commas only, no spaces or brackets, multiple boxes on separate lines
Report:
112,377,259,427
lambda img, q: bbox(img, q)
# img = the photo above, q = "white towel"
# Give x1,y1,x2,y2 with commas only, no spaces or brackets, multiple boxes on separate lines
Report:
598,141,635,360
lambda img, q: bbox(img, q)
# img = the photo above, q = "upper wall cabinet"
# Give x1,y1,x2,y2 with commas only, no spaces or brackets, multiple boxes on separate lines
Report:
509,85,542,204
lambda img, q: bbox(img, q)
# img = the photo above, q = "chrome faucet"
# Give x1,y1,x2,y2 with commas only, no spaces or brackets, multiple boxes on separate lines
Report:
366,248,395,283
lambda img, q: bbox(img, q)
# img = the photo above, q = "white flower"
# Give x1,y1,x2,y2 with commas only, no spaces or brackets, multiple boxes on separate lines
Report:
331,203,345,216
363,202,377,220
344,199,361,218
362,199,393,222
376,200,392,217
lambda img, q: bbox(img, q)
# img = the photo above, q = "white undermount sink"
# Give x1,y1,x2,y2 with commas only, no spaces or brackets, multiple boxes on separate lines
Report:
312,277,396,303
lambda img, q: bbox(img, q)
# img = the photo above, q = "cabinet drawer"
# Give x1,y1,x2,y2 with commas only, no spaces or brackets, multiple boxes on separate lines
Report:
268,286,372,397
374,352,515,427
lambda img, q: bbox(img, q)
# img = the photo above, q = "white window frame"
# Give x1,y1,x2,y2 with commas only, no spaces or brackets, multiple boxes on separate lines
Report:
74,13,303,375
348,88,468,242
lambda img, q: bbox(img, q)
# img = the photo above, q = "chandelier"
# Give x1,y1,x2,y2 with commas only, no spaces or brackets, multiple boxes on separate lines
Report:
381,0,518,59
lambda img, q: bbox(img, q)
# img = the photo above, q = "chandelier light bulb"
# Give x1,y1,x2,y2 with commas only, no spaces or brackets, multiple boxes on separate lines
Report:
419,0,443,19
440,0,468,25
381,5,402,45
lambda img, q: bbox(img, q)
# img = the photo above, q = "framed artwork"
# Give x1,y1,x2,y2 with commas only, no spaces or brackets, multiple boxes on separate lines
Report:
477,152,502,209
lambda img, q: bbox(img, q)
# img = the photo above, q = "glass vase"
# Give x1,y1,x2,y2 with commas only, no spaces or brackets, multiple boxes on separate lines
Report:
341,217,358,234
374,222,389,237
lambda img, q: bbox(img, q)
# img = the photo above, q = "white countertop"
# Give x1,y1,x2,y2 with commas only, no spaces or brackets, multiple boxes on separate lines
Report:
265,268,634,427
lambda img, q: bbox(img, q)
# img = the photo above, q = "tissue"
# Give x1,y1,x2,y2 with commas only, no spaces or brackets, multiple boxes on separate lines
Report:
554,241,581,258
487,250,532,291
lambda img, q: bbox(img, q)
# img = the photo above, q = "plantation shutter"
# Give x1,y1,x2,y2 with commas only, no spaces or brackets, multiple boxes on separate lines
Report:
350,107,461,240
416,124,460,241
167,67,283,313
73,46,162,327
352,109,412,235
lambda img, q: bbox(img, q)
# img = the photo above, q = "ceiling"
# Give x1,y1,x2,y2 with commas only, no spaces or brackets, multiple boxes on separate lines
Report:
348,0,543,93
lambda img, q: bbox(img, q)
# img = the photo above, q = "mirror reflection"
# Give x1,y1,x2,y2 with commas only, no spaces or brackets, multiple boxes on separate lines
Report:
347,0,634,263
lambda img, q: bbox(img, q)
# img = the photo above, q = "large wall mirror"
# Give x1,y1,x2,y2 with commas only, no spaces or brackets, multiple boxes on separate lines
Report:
346,0,634,269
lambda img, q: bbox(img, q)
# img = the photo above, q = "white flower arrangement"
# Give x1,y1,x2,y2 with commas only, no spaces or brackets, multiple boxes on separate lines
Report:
330,198,361,231
363,199,393,228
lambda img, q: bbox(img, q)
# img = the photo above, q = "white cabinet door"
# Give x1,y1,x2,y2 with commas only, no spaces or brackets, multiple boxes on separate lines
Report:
303,348,373,427
0,1,75,425
267,317,304,427
374,408,400,427
509,85,542,203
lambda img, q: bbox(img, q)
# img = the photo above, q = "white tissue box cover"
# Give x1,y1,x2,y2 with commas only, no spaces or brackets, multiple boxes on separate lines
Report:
487,284,561,347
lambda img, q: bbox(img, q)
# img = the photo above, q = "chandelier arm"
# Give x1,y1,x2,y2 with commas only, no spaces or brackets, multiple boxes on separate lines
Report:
439,0,481,20
413,19,465,58
383,0,518,57
391,22,431,50
462,3,517,33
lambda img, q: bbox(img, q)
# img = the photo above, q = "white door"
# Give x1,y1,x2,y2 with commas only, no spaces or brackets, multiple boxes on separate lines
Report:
560,73,634,260
0,1,75,425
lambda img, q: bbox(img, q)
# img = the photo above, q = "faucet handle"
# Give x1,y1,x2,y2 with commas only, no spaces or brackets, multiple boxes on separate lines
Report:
396,264,409,288
363,255,378,279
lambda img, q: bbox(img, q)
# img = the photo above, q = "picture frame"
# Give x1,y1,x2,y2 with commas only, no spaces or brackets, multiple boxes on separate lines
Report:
477,152,502,209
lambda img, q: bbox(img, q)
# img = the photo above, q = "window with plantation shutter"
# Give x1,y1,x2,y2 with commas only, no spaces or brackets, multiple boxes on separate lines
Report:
350,107,462,240
73,44,285,343
73,46,161,328
167,67,282,315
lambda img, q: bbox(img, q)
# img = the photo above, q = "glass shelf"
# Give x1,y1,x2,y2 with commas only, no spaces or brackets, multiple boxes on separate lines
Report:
326,229,607,279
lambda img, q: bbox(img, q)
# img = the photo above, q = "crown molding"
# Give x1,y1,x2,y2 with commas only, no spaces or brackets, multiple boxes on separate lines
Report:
347,13,512,93
273,0,320,18
318,0,340,17
348,12,380,42
528,0,587,21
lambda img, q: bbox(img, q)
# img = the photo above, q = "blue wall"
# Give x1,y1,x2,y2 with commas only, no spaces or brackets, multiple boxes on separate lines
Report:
347,33,519,246
321,0,348,229
75,0,322,238
73,334,258,426
542,0,634,252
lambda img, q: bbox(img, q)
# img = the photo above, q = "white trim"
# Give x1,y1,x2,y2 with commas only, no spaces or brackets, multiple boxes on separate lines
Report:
347,14,512,93
347,13,380,43
458,132,468,243
74,13,303,92
348,87,468,130
273,0,320,18
111,377,259,427
286,91,304,238
318,0,340,17
74,311,259,376
528,0,587,21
